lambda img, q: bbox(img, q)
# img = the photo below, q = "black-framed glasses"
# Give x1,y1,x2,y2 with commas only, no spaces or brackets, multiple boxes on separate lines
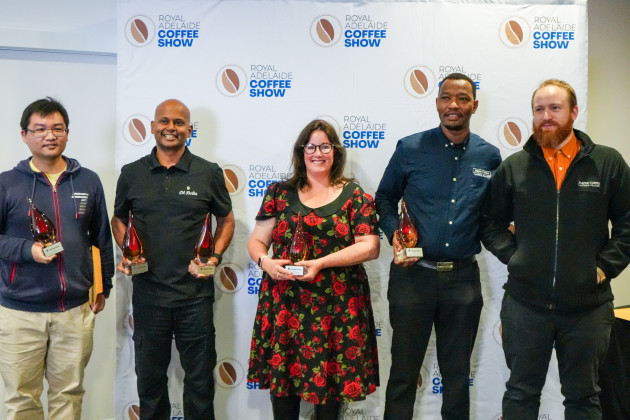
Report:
25,128,68,138
303,143,334,154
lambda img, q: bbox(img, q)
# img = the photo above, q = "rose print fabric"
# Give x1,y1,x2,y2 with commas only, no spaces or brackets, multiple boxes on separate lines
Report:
248,181,380,403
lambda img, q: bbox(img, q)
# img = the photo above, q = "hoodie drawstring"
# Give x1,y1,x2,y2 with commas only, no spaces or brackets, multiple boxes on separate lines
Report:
28,174,37,216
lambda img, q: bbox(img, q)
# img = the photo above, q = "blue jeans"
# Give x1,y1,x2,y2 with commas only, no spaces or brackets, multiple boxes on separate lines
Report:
501,293,614,420
133,297,216,420
384,262,482,420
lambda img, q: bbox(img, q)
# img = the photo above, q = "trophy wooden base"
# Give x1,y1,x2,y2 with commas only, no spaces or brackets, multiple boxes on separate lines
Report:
191,261,215,276
284,265,305,276
43,242,64,257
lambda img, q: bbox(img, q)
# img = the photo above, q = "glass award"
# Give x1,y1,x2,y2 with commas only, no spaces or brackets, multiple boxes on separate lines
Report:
122,210,148,274
192,213,215,276
396,200,423,259
285,212,309,276
28,198,63,257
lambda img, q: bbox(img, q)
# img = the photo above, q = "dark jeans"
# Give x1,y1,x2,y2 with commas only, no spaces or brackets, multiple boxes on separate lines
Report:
501,293,614,420
133,297,216,420
384,262,482,420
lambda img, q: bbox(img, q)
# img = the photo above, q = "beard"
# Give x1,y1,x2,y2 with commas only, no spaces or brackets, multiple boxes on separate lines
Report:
533,117,574,148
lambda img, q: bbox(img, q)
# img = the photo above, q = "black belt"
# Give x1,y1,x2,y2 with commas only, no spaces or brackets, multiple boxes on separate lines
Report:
416,256,476,272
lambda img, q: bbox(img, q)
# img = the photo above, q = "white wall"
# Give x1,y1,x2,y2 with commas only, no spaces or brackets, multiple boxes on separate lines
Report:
0,52,117,420
0,1,628,419
587,0,630,307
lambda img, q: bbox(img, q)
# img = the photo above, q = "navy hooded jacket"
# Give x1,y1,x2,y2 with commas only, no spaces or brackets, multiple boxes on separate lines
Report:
0,157,114,312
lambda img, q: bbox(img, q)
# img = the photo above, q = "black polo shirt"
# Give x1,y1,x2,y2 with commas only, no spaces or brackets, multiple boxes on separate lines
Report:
114,147,232,307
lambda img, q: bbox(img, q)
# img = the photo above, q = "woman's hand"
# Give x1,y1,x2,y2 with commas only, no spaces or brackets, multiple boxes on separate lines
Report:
293,259,325,282
263,258,295,281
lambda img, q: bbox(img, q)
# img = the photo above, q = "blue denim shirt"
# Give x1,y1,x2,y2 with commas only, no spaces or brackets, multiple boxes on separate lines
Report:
375,126,502,261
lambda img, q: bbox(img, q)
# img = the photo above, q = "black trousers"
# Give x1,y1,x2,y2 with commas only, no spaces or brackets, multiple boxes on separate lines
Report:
384,261,482,420
133,297,216,420
501,294,614,420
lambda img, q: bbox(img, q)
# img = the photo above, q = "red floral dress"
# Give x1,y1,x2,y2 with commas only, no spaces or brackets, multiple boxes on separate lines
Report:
248,181,380,404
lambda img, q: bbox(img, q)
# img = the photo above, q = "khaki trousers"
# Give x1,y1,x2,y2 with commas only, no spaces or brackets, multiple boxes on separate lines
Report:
0,302,95,420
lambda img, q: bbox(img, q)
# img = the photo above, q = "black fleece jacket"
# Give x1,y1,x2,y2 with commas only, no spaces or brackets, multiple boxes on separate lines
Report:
481,130,630,311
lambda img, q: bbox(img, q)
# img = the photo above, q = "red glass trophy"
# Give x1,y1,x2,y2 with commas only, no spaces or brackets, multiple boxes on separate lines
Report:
122,211,148,274
192,213,215,276
396,200,423,259
28,198,63,257
285,212,310,275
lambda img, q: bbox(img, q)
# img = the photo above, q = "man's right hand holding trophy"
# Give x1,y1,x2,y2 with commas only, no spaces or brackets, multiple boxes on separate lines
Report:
393,200,423,266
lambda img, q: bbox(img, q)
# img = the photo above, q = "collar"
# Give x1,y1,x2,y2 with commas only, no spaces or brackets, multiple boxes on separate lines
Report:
437,126,470,150
148,146,193,172
541,131,579,160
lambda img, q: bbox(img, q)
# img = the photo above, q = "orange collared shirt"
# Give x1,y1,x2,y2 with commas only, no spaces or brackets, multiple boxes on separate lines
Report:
542,132,580,190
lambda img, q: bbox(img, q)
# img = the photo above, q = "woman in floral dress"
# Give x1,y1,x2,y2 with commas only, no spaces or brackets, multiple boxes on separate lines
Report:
247,120,380,420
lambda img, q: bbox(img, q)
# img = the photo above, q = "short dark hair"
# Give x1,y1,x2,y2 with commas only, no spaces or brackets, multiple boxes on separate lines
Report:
439,72,477,100
20,97,69,130
287,120,353,190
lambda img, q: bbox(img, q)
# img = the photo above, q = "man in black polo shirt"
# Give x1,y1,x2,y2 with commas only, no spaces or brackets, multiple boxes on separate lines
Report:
112,99,235,420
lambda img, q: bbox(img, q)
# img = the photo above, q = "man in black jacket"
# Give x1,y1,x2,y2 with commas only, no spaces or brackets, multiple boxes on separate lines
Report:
481,79,630,419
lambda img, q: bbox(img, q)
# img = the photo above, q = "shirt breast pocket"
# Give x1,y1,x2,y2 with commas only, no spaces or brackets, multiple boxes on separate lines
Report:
461,167,491,197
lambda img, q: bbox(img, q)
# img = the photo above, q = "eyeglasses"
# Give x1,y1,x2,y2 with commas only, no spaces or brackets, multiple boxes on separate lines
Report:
25,128,68,138
303,143,334,154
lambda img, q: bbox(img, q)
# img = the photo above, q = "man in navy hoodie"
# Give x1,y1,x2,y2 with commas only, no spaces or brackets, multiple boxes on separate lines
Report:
0,97,114,420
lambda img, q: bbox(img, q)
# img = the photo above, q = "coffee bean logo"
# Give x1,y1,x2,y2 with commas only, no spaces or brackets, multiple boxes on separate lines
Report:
499,17,530,48
124,403,140,420
219,362,237,384
124,310,134,337
216,65,247,97
404,66,436,98
503,121,522,146
128,405,139,420
316,18,335,44
214,358,244,388
505,20,523,45
221,164,245,195
125,16,155,47
219,266,238,291
130,19,148,44
214,263,244,294
497,118,528,151
310,15,342,47
224,169,239,193
221,69,240,94
123,115,152,146
128,118,147,143
410,70,429,95
416,366,429,391
492,319,503,346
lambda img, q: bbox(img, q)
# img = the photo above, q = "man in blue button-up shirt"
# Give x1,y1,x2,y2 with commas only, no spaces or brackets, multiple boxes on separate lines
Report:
376,73,502,420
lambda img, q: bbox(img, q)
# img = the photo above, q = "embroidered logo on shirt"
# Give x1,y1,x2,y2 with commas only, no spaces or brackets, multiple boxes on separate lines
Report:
472,168,492,179
577,181,600,188
179,185,198,196
71,192,89,215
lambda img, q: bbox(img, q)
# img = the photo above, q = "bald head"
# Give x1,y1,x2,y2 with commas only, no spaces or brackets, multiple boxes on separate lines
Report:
151,99,193,153
154,99,190,123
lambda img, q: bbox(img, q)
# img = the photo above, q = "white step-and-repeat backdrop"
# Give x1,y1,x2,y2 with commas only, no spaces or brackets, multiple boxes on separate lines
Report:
115,1,587,419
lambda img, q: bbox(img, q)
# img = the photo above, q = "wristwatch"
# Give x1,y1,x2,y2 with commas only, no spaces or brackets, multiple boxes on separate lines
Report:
211,252,223,265
258,255,270,268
